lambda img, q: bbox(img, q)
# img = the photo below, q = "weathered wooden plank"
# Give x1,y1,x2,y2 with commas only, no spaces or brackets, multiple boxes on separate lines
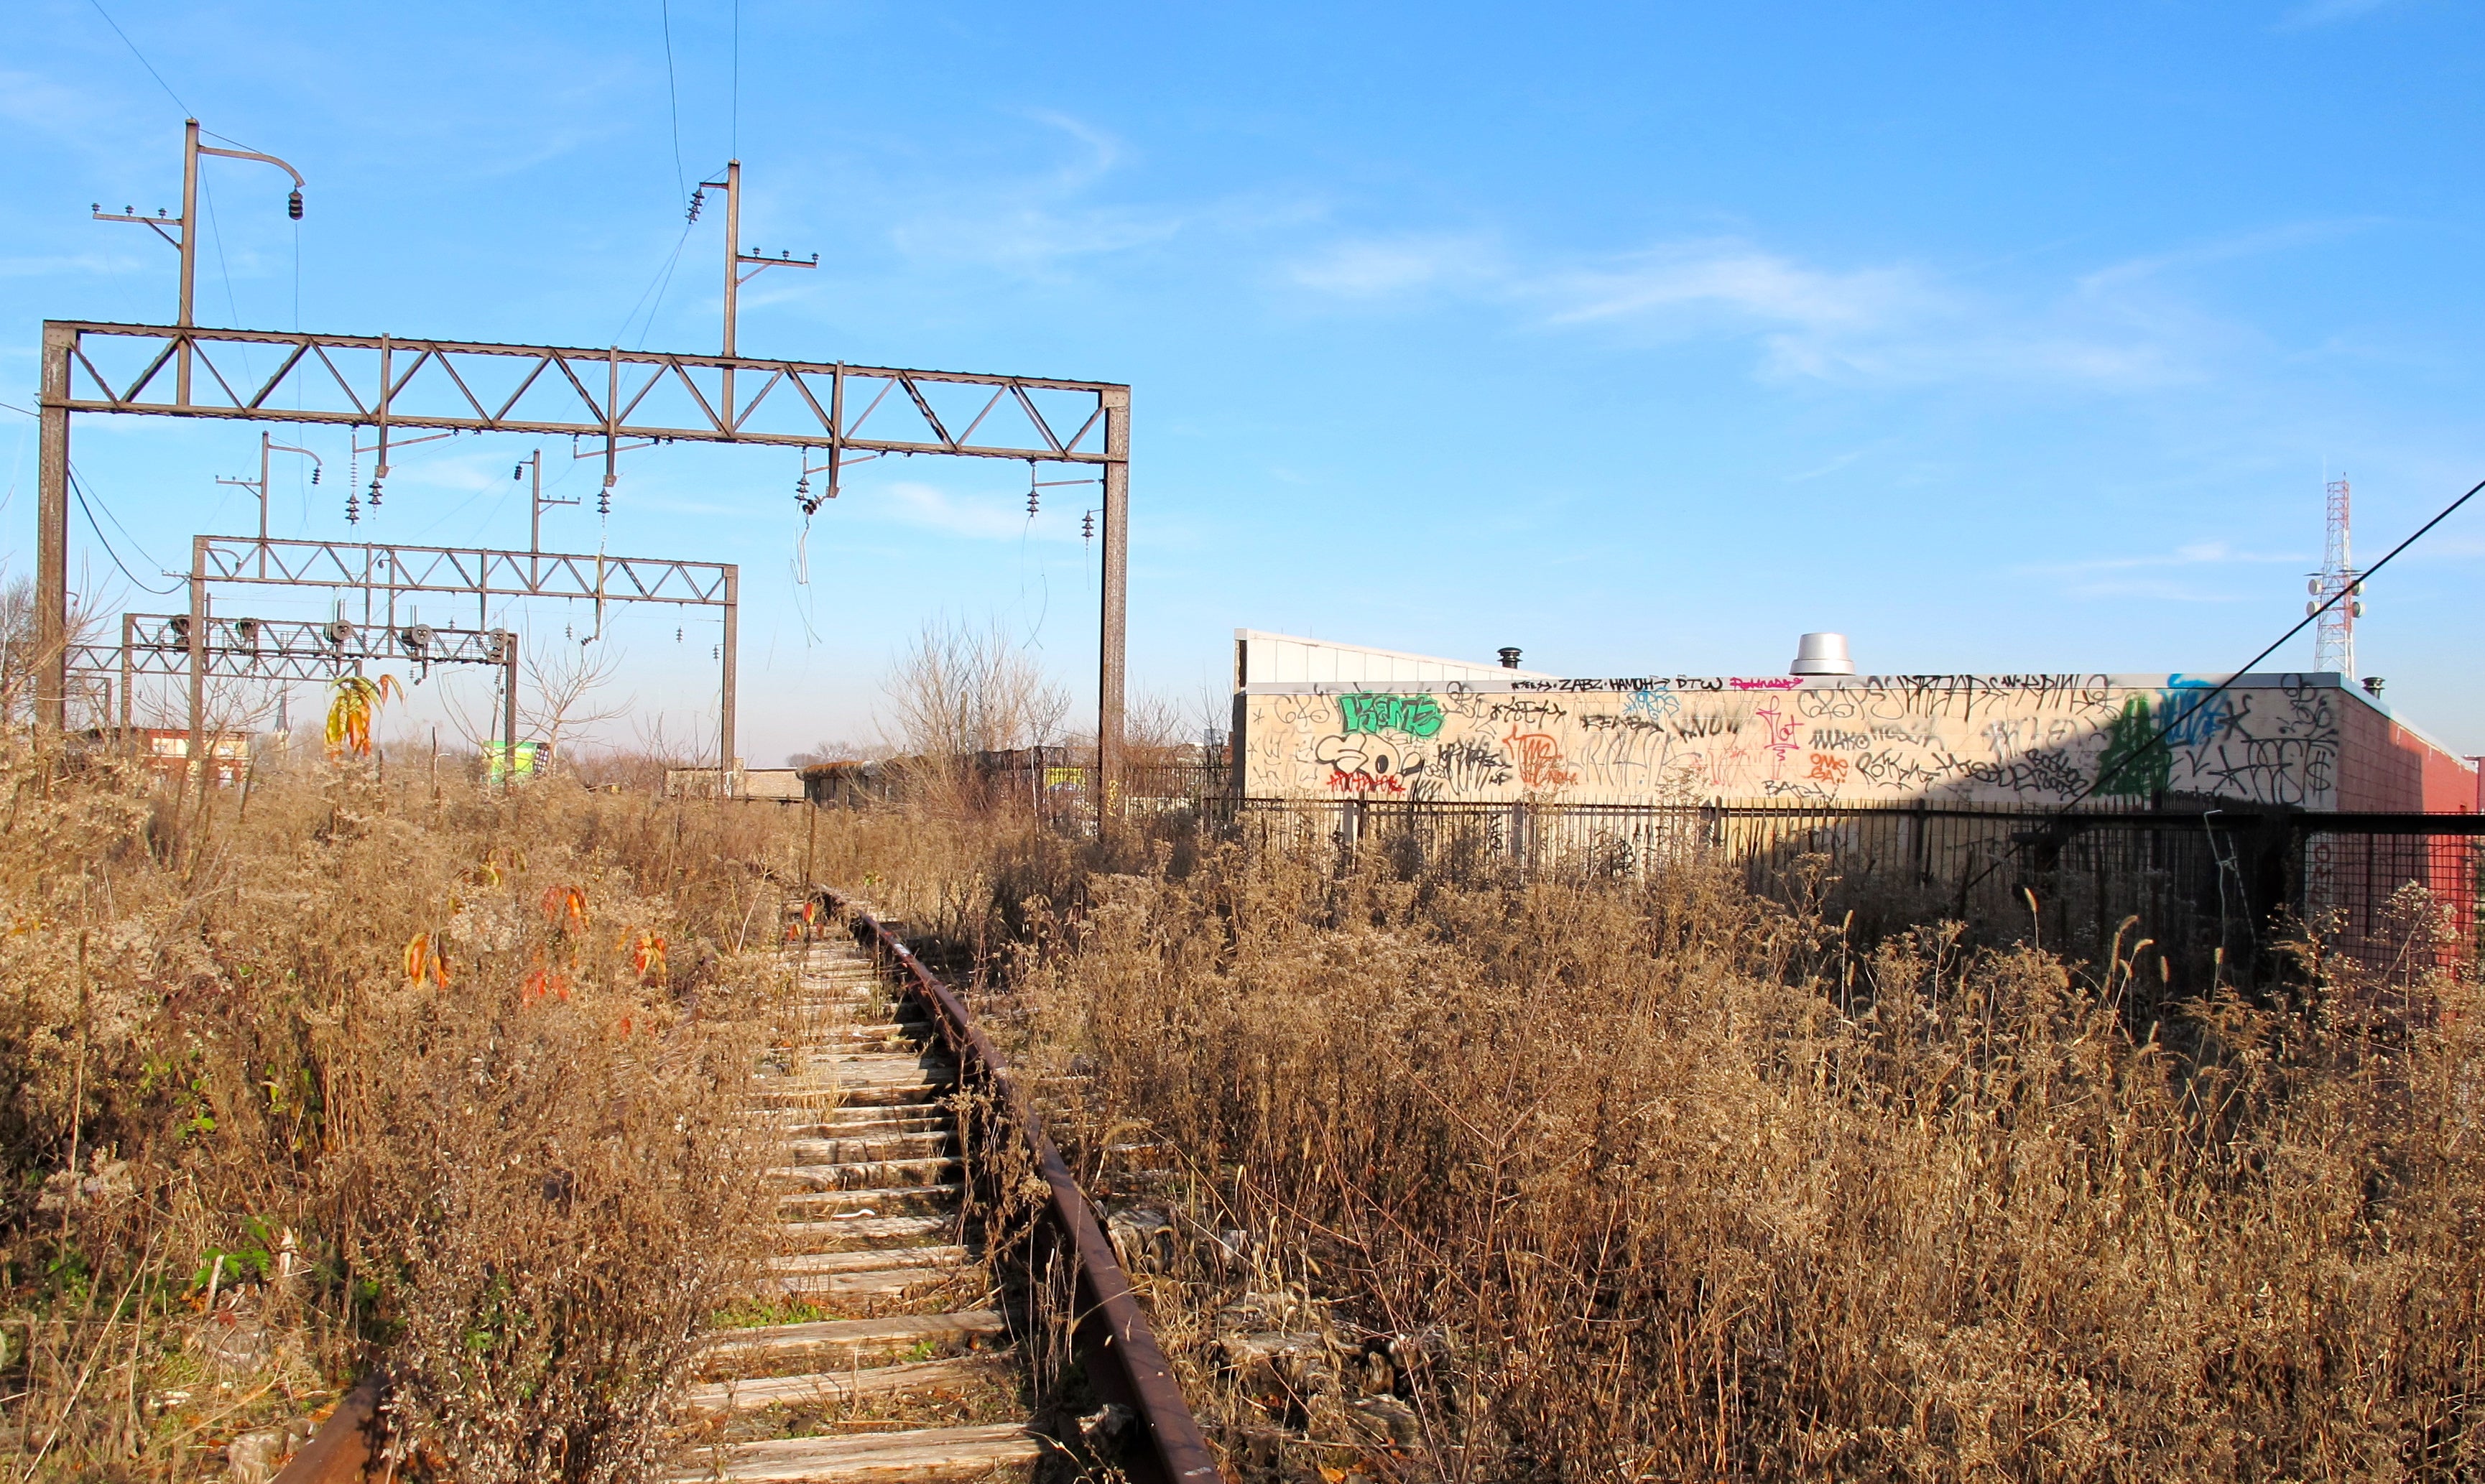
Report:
665,1423,1043,1483
682,1353,1014,1414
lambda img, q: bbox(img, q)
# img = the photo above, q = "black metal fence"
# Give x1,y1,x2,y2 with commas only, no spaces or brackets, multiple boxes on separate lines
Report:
1191,798,2484,986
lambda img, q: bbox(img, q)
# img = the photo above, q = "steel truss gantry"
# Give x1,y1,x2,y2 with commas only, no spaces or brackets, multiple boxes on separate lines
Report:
34,319,1133,791
169,533,735,771
75,612,517,741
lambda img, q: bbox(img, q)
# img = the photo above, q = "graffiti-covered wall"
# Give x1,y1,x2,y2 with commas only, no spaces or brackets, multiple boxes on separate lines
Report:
1239,674,2373,809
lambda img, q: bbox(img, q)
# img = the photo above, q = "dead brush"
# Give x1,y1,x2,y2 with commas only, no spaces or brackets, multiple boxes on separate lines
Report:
0,732,801,1481
965,832,2485,1483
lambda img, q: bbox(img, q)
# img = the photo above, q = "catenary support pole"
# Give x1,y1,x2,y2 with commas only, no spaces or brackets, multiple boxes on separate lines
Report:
1096,387,1129,825
501,641,519,788
188,538,208,784
177,121,199,404
720,565,739,785
36,325,71,732
721,159,741,425
119,613,134,737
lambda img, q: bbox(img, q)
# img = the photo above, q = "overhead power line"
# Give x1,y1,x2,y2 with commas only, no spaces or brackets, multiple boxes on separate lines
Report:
2059,471,2485,815
69,466,182,595
86,0,192,116
660,0,688,199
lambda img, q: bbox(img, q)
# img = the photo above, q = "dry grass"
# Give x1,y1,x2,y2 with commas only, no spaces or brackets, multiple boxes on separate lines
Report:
802,807,2484,1483
0,733,805,1482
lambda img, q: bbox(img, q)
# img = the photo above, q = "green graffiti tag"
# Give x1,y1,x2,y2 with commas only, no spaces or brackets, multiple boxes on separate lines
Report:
2092,695,2172,798
1337,693,1445,739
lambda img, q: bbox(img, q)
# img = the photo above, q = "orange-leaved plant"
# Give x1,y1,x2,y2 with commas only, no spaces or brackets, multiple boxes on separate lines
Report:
323,674,402,758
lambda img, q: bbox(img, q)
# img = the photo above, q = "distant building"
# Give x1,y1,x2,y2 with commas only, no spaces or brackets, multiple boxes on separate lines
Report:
1232,634,2476,813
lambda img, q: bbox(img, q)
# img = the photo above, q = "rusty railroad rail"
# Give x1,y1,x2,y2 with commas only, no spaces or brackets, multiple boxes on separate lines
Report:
816,888,1221,1484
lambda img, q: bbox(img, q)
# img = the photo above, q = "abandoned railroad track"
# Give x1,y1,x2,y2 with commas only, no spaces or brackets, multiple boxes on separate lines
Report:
678,891,1218,1483
272,894,1214,1484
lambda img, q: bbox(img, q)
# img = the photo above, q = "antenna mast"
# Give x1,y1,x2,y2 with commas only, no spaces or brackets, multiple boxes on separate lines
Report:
2308,473,2361,677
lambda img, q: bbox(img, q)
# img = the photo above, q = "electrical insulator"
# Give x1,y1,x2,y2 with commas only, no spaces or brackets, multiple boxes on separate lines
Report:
1027,488,1040,516
514,463,525,481
367,478,383,509
287,189,304,221
346,491,361,525
310,467,320,485
1080,510,1095,542
676,627,683,643
598,488,610,516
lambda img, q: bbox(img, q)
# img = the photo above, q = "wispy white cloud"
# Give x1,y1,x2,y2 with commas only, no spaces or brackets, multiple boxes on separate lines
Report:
881,111,1192,275
1285,233,1501,297
2075,219,2383,292
2020,540,2309,600
1279,218,2369,394
2030,541,2308,575
2277,0,2403,31
1537,241,1933,332
852,480,1078,542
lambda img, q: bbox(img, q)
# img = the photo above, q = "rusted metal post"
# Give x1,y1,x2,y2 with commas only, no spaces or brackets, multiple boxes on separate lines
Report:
501,637,519,788
1096,387,1129,827
720,564,739,780
119,613,134,737
177,121,199,403
188,539,209,782
35,326,73,732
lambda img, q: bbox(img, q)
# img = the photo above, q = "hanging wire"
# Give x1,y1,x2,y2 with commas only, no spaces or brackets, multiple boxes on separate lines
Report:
68,465,181,595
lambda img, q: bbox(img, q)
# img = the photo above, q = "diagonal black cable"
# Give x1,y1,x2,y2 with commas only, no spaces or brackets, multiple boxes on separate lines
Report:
69,467,182,596
2055,472,2485,817
86,0,191,116
660,0,688,200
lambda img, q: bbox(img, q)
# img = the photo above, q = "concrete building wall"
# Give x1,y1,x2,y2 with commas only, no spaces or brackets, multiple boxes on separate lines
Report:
1239,671,2476,811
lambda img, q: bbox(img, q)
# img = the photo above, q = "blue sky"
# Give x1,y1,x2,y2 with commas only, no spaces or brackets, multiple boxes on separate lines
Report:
6,0,2484,763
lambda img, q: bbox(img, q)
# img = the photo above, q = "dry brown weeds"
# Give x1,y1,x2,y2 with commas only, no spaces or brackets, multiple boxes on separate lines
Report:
958,828,2484,1482
0,733,803,1482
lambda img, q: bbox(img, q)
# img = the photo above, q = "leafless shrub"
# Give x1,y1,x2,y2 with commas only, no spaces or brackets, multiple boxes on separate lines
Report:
879,618,1070,762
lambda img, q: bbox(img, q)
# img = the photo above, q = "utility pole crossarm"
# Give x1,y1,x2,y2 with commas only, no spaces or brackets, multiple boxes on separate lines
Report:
91,208,182,248
42,321,1124,463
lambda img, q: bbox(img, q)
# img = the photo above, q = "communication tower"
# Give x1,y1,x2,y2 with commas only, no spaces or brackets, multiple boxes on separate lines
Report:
2306,474,2362,677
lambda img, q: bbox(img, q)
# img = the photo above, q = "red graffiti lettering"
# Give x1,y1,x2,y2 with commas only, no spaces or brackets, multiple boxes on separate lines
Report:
1502,728,1579,789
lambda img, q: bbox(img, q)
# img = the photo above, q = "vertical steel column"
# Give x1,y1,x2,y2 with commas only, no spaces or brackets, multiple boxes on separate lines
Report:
177,121,199,404
720,159,741,425
36,323,72,732
119,614,135,737
1096,387,1130,822
188,538,209,782
501,641,519,788
720,565,740,780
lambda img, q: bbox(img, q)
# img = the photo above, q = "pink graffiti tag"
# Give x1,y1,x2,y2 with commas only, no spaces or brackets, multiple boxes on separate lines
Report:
1754,701,1802,778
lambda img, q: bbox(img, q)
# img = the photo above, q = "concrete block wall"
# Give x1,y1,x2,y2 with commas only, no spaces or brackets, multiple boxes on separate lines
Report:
1239,671,2476,812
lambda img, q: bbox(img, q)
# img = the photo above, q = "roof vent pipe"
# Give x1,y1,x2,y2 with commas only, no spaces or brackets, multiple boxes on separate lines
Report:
1497,646,1522,669
1790,632,1855,677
